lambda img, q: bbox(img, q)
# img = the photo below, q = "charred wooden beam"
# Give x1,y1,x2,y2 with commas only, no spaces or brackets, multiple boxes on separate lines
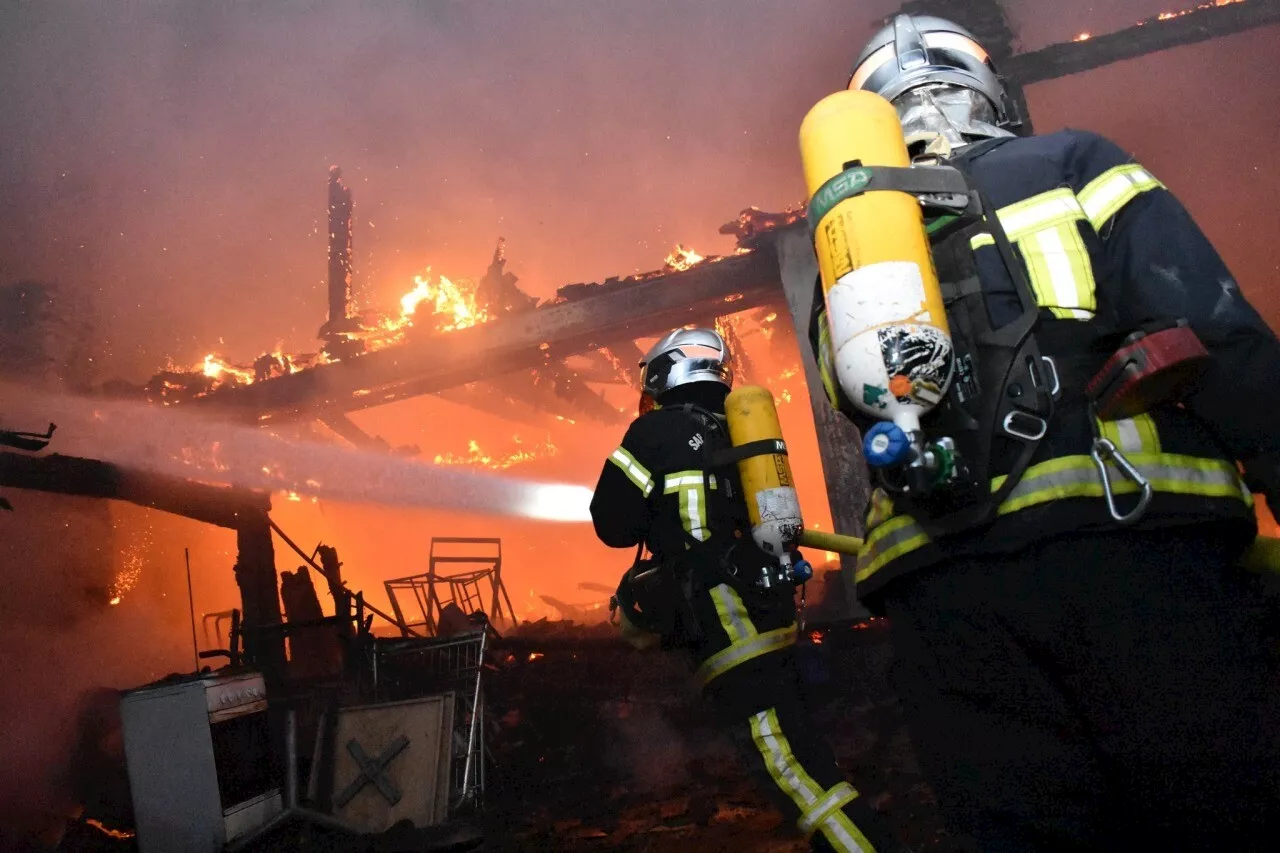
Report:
318,412,389,450
435,381,569,428
0,450,270,529
570,350,637,386
185,249,784,424
1005,0,1280,86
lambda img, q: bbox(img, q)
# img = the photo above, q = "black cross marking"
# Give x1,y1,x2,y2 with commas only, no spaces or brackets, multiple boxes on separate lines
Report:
334,734,410,808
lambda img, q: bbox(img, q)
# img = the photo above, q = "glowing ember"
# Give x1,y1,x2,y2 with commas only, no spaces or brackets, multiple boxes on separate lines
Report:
1075,32,1092,41
108,526,151,606
86,819,135,840
432,436,557,470
663,243,705,272
528,652,544,661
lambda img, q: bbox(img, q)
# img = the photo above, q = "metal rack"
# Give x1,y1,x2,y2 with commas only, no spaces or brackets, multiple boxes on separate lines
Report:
384,537,515,636
369,628,489,811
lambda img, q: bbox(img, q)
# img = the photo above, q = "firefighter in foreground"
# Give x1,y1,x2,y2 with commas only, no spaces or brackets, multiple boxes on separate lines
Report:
590,328,906,853
803,13,1280,850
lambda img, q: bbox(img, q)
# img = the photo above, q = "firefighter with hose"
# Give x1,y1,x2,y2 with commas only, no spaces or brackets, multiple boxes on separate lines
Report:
801,13,1280,849
590,328,909,853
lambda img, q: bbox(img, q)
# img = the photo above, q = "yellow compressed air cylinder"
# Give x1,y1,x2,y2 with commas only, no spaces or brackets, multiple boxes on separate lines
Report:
799,89,954,436
724,385,802,567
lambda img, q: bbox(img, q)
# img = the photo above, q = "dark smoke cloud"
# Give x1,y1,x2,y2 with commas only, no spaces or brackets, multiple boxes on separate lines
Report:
9,0,1271,388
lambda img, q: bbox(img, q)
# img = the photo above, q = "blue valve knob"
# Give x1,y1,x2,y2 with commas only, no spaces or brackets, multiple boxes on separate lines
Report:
792,559,813,584
863,421,911,468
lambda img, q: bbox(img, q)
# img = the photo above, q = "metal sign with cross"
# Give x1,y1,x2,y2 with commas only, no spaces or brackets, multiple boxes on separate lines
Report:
334,734,411,808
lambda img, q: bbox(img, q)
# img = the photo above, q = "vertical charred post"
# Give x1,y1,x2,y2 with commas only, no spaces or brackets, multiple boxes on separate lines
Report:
320,166,363,358
234,513,286,680
327,165,353,327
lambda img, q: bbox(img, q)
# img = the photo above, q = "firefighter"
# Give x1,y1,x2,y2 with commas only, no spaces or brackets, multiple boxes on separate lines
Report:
807,13,1280,850
590,328,907,853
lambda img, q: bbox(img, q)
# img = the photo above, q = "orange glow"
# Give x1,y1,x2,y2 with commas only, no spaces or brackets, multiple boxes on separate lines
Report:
528,652,544,661
1074,32,1092,41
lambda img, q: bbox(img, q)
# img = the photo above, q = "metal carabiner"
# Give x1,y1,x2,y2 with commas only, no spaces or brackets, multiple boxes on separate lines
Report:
1090,437,1153,525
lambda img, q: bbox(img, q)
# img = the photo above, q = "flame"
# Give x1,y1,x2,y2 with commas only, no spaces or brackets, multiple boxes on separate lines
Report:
201,353,255,385
527,652,544,661
1143,0,1243,24
395,269,491,332
432,436,557,470
149,265,490,403
1075,32,1092,41
663,243,705,272
85,819,135,840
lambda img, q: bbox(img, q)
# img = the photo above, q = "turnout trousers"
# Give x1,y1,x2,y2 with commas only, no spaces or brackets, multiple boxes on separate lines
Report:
882,523,1280,851
686,581,903,853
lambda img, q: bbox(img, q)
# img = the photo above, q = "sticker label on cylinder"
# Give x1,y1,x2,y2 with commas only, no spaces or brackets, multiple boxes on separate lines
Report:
756,486,801,524
823,216,857,281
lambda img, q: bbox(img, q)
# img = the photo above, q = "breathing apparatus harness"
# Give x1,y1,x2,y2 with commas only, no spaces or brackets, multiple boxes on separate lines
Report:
809,138,1063,537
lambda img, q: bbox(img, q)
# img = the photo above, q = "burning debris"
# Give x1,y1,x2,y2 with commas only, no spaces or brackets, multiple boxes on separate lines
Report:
432,436,558,471
717,206,807,250
663,244,705,272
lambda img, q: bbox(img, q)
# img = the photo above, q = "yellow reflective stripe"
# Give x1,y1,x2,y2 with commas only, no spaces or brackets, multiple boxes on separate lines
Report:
990,187,1084,243
749,712,872,852
817,315,840,408
1022,221,1097,320
1079,163,1166,232
609,447,653,497
665,470,709,542
1097,413,1161,455
708,583,754,643
695,625,797,687
820,812,876,853
856,452,1250,584
866,488,896,530
966,190,1096,321
799,781,859,834
749,709,823,808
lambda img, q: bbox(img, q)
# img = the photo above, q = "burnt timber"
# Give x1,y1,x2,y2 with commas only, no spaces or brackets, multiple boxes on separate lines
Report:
182,246,784,424
1006,0,1280,85
0,450,286,672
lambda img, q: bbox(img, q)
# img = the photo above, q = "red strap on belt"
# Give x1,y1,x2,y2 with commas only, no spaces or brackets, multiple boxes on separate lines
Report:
1086,323,1210,421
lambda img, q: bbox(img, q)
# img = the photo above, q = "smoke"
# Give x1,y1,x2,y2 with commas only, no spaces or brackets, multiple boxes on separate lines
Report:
2,385,595,523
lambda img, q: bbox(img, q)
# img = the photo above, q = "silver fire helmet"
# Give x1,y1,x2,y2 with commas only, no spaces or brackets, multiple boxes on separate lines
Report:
848,14,1018,148
639,327,734,401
